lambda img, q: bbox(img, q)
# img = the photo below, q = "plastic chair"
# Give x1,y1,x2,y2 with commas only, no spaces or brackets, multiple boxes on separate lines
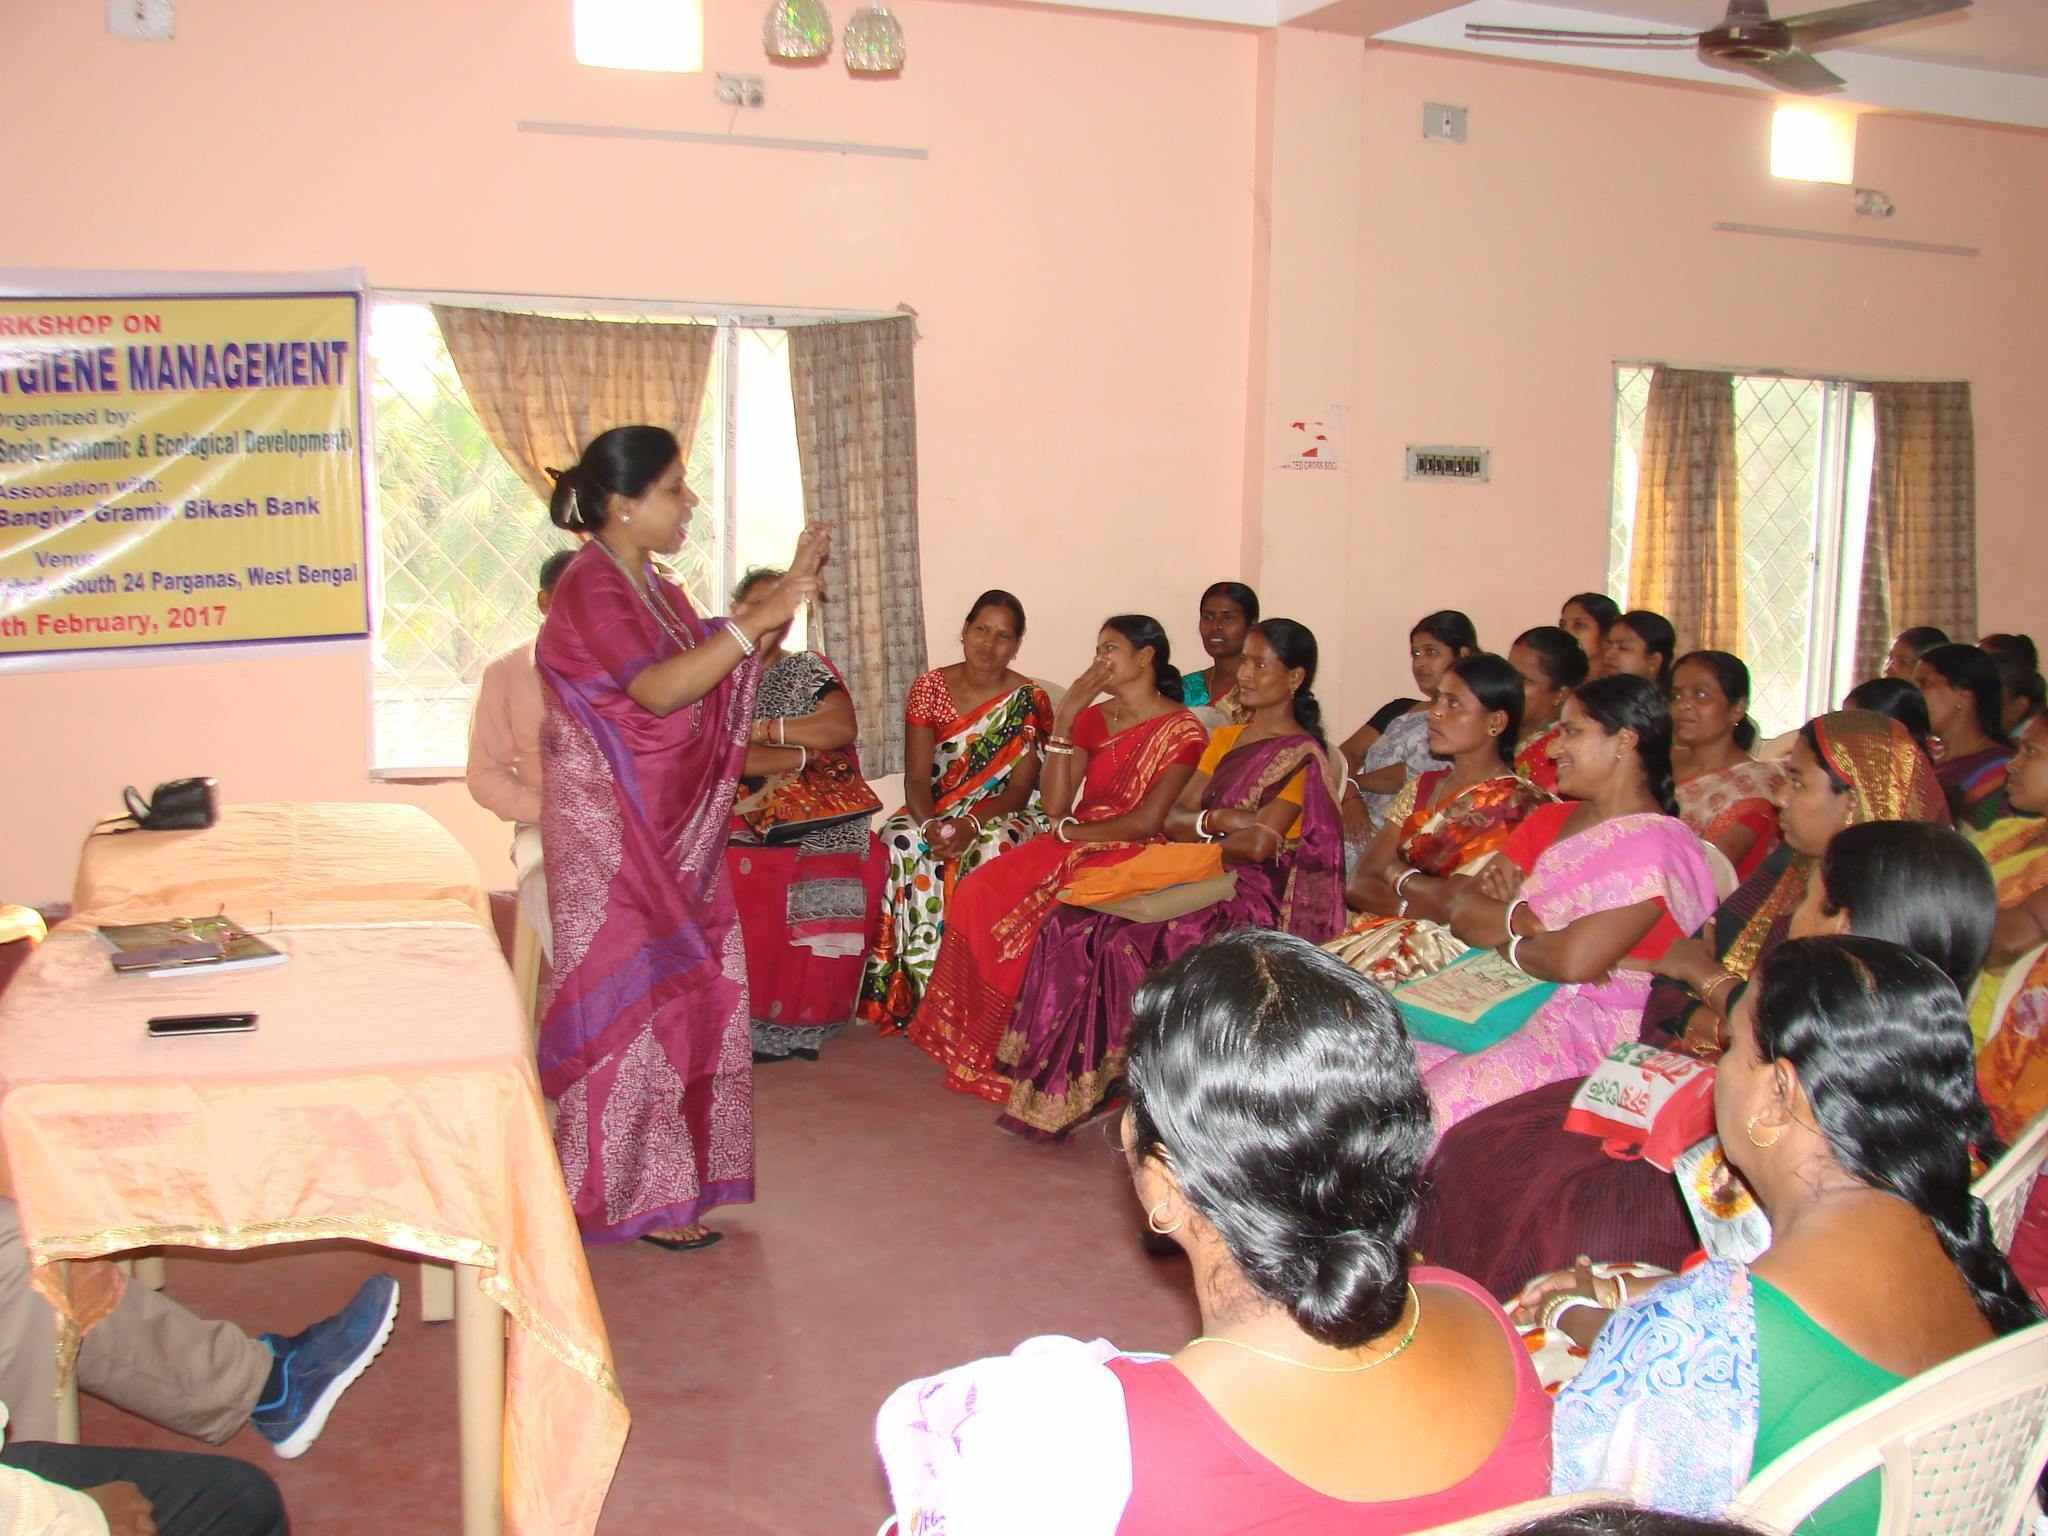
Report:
1727,1319,2048,1535
1977,1107,2048,1253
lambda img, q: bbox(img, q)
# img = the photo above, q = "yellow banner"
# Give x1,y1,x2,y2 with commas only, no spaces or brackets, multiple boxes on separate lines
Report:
0,291,366,656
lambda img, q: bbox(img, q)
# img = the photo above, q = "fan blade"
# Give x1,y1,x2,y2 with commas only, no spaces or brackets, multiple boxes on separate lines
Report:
1782,0,1971,51
1464,23,1698,48
1720,47,1849,91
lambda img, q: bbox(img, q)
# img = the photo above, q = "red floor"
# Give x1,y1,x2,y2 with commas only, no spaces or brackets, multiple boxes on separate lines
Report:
80,1025,1200,1532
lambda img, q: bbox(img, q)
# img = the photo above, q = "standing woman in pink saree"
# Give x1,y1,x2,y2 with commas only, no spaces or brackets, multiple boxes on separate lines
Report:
536,425,825,1250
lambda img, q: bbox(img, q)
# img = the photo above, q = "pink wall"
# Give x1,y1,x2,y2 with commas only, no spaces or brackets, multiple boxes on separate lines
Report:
7,6,2040,903
1,0,1258,901
1312,45,2048,723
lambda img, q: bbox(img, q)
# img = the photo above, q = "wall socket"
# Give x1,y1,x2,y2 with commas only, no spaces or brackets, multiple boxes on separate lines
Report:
716,73,765,108
107,0,175,41
1423,103,1468,144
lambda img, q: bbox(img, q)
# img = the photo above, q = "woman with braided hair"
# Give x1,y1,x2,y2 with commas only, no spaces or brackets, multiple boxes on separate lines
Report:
1551,935,2041,1530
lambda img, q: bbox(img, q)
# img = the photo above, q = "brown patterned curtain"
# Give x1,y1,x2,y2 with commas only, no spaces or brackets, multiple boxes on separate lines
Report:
1854,382,1976,678
432,306,716,567
1628,367,1742,655
786,316,925,777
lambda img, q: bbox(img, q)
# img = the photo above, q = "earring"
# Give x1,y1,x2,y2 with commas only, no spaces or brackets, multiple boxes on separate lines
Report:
1146,1200,1183,1236
1745,1110,1785,1149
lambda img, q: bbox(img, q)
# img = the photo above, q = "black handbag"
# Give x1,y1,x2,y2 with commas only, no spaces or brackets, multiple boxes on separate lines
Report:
118,777,219,831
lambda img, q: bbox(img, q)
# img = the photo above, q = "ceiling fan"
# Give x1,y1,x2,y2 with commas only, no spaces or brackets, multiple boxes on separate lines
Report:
1464,0,1973,94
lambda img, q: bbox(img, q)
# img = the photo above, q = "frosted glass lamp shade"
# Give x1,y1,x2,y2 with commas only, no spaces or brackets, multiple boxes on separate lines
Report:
844,5,905,74
764,0,833,61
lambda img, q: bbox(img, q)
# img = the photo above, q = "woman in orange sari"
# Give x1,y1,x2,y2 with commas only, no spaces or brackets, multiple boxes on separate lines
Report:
1326,653,1552,984
909,615,1207,1100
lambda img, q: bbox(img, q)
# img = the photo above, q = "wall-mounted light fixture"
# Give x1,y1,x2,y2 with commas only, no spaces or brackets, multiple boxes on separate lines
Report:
1770,103,1856,185
574,0,703,72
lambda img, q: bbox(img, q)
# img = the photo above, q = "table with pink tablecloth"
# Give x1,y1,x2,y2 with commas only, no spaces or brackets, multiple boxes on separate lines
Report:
0,804,624,1535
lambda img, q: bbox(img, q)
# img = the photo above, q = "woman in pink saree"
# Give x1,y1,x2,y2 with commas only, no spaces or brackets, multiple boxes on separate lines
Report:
536,425,824,1250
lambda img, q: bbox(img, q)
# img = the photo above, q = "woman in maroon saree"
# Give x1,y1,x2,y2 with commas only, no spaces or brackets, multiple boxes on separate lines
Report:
995,619,1347,1138
536,425,823,1249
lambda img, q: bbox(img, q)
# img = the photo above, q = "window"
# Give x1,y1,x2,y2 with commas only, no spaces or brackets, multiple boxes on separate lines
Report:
1607,365,1875,738
366,298,806,773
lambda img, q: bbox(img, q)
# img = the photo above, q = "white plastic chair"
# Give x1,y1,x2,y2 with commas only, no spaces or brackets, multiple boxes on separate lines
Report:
1728,1319,2048,1535
1978,1108,2048,1253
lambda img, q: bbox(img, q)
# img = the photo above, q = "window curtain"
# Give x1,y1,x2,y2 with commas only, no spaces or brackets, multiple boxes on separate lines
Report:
786,316,925,777
1854,382,1976,678
1628,367,1742,655
431,305,716,552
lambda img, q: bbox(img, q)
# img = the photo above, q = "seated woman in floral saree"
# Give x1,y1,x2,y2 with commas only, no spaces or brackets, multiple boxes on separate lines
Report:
1510,626,1588,795
1326,654,1552,985
908,616,1206,1102
1670,652,1783,886
1963,713,2048,1048
994,620,1347,1139
858,592,1053,1031
1425,676,1717,1138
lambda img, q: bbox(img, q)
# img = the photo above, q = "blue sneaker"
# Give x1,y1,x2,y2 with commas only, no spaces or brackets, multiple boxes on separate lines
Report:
251,1273,400,1459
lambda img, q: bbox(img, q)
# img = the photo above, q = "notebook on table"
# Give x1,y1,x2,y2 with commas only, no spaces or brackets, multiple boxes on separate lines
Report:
98,916,285,977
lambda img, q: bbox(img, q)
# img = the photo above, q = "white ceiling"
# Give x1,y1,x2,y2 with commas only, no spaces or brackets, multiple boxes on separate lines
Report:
996,0,2048,128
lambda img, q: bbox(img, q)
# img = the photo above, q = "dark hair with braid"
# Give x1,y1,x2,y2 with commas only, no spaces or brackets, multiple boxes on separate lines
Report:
1563,592,1621,636
1675,650,1758,750
1816,822,1996,996
1571,673,1678,815
1255,617,1326,749
1103,613,1184,704
1894,625,1950,662
1749,936,2041,1337
1200,581,1260,626
1615,609,1678,692
1842,677,1933,754
1125,931,1432,1348
1514,625,1590,692
1450,652,1524,767
1411,609,1478,655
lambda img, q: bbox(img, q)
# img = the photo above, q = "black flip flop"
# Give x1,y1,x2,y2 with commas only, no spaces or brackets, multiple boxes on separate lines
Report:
641,1229,723,1252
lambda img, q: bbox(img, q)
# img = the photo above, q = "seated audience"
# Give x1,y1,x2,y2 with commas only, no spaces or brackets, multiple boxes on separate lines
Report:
1670,651,1781,884
1915,642,2013,829
466,549,574,964
1883,623,1949,680
1511,626,1589,793
1413,745,1973,1299
1344,611,1476,828
1983,631,2045,735
994,619,1345,1137
1559,593,1621,678
859,591,1053,1030
1181,582,1258,726
876,932,1551,1533
1600,610,1676,695
724,568,886,1063
1422,676,1718,1134
907,615,1205,1100
1327,654,1552,983
1548,935,2040,1528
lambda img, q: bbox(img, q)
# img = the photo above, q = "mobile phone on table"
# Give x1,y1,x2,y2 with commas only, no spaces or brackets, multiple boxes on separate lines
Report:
146,1012,258,1038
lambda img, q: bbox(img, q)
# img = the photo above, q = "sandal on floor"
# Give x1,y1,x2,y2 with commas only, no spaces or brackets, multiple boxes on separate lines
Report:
641,1229,723,1252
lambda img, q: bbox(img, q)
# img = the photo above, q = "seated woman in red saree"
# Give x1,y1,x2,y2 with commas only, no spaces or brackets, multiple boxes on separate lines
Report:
1510,627,1587,795
537,426,823,1250
722,569,886,1064
994,619,1347,1138
1327,653,1552,985
909,616,1206,1102
1671,651,1783,885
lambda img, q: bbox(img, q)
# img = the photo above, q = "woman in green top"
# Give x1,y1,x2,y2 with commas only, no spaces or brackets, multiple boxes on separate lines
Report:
1549,936,2041,1530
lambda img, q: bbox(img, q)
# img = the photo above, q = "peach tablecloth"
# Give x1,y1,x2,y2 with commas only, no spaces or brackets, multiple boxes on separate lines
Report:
72,802,492,928
0,921,626,1536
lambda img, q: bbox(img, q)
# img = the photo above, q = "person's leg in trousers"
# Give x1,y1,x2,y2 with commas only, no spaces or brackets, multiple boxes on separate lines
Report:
0,1441,286,1536
0,1197,270,1444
